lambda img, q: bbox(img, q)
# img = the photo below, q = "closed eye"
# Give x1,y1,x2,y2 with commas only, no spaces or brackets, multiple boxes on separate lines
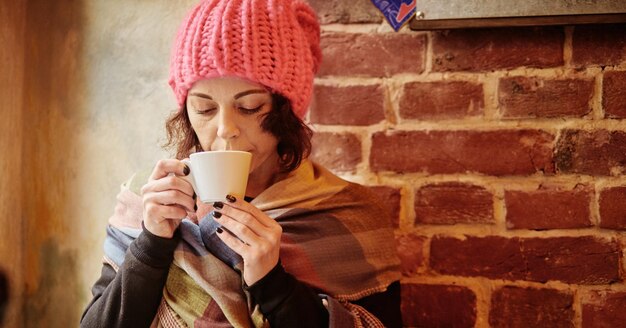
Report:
195,108,217,115
238,105,264,115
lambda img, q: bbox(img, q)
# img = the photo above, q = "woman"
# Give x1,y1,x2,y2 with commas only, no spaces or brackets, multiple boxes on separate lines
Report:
81,0,401,327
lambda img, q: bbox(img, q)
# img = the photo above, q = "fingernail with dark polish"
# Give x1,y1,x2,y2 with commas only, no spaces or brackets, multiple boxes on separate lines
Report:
213,211,222,219
226,194,236,203
216,227,223,234
213,201,223,209
194,204,198,211
183,164,190,176
193,193,197,200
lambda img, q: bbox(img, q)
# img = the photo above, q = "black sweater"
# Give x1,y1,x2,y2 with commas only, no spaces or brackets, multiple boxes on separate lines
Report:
81,225,402,327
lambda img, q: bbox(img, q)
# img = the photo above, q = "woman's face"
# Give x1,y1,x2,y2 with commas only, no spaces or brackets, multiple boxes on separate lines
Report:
186,76,279,175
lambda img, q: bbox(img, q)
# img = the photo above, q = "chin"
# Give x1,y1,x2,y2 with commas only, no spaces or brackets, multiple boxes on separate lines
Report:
249,153,278,176
247,162,258,175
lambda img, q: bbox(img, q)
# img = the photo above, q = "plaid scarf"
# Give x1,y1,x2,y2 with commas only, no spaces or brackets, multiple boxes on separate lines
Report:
104,159,401,327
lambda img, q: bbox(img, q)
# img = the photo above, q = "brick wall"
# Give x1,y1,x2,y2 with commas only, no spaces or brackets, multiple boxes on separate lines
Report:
306,1,626,327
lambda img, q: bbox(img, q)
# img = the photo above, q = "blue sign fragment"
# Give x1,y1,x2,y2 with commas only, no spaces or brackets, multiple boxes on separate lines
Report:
371,0,417,31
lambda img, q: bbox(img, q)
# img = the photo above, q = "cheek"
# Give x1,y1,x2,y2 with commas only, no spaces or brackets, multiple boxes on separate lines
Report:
253,132,279,157
249,135,279,172
189,119,216,149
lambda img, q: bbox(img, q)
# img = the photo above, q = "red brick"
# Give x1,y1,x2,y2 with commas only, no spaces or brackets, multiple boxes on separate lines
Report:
523,237,620,284
370,130,555,176
582,291,626,328
310,85,385,126
401,284,476,328
432,27,564,72
369,185,401,227
490,286,574,328
555,130,626,176
603,71,626,118
414,183,494,225
430,236,620,284
310,132,361,172
505,188,592,230
599,187,626,230
305,0,382,24
431,236,526,280
319,32,426,77
400,81,484,119
395,234,426,276
499,77,593,118
572,24,626,67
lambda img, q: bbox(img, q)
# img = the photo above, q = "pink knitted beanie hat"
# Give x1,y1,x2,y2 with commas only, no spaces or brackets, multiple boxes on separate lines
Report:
169,0,322,118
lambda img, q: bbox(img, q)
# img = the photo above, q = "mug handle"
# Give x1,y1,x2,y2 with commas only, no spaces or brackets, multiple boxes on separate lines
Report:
180,158,199,198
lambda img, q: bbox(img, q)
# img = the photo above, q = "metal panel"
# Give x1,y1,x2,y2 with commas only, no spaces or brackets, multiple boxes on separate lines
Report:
409,0,626,30
414,0,626,20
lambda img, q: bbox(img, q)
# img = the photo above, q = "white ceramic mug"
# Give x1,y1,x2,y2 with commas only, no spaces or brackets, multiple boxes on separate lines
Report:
181,150,252,203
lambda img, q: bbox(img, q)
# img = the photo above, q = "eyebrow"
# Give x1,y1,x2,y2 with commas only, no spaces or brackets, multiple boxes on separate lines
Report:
188,89,268,100
234,89,268,99
189,92,213,100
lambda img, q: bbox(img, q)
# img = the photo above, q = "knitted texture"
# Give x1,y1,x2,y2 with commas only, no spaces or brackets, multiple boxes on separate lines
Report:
169,0,322,118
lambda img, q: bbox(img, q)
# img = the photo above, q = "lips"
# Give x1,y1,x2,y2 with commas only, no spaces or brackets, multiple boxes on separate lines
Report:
211,147,251,152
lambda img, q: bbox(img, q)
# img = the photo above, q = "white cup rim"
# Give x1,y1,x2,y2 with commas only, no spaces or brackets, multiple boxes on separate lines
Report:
190,150,251,158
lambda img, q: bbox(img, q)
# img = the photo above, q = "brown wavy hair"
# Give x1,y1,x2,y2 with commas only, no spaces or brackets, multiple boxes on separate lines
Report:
163,93,312,173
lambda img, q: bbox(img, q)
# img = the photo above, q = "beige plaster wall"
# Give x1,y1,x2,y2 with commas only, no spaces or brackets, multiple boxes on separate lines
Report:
68,0,198,324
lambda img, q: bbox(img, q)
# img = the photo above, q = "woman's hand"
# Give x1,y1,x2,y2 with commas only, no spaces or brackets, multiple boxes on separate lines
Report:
141,159,196,239
212,196,282,286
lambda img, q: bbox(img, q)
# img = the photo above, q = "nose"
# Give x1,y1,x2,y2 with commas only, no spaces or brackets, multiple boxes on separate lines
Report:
216,108,240,143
